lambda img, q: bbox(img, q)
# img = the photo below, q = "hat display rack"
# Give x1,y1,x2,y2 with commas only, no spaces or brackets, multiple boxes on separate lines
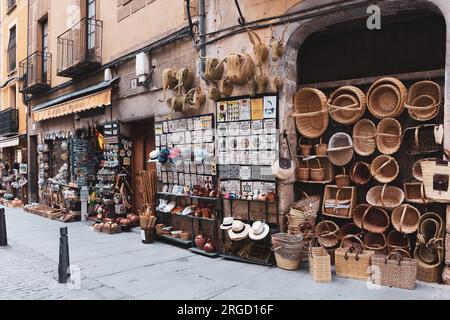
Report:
291,74,447,284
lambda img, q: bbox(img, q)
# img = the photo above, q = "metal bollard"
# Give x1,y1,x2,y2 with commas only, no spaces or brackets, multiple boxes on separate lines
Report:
58,227,70,284
0,208,7,247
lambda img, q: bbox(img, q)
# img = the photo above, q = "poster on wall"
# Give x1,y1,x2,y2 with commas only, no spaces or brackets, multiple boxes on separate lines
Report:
251,98,264,120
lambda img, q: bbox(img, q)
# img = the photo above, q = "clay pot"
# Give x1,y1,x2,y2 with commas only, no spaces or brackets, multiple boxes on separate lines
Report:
204,239,215,253
195,232,207,249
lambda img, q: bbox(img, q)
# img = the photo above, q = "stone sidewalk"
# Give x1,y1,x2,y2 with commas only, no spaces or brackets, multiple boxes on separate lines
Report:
1,207,449,300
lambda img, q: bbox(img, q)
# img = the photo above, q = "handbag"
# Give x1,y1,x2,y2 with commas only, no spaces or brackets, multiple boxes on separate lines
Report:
371,251,417,290
421,159,450,202
271,130,295,180
335,243,374,281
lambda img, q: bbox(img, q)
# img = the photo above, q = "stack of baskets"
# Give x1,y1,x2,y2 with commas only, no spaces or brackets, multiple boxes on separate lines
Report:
367,77,407,119
327,86,366,125
272,233,304,271
405,80,441,121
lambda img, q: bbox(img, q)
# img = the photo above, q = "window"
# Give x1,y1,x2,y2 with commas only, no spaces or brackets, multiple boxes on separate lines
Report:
9,85,16,109
8,26,17,72
87,0,96,52
7,0,16,13
41,19,49,79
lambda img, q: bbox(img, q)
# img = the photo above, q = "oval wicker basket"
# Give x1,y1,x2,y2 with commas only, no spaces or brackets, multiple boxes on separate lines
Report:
387,230,410,254
364,232,387,255
315,220,340,248
353,119,376,156
350,161,371,185
353,204,390,234
406,80,441,121
328,133,354,166
371,155,399,184
327,86,366,125
412,157,438,182
293,88,329,138
391,204,420,234
366,184,405,210
376,118,402,155
367,77,407,119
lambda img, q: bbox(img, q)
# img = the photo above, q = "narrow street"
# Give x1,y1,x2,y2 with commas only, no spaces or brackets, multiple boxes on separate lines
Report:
0,207,448,300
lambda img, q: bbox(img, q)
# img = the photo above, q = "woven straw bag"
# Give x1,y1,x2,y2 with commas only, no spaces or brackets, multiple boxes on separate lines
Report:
371,252,417,290
363,232,387,255
328,133,354,166
376,118,402,155
387,230,410,254
406,80,441,121
412,158,438,182
327,86,366,125
391,204,420,234
353,119,376,156
350,161,371,185
309,242,332,283
371,155,399,184
335,244,374,281
421,159,450,203
353,204,390,234
367,77,407,119
293,88,329,138
366,184,404,210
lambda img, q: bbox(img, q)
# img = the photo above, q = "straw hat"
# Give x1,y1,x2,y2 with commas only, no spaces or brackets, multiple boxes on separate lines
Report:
228,220,251,241
148,150,160,163
220,217,235,230
249,221,270,241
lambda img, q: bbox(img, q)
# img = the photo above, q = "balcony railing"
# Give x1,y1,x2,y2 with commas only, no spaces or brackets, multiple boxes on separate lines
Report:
57,18,103,78
0,108,19,137
19,51,52,94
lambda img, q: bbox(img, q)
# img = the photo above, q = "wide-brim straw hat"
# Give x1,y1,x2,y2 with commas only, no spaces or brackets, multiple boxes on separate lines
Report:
376,118,402,155
371,155,399,184
353,119,376,156
327,86,366,125
367,77,407,119
220,217,235,230
406,80,441,121
249,221,270,241
328,132,354,166
392,204,420,234
228,220,251,241
366,184,405,210
293,88,329,138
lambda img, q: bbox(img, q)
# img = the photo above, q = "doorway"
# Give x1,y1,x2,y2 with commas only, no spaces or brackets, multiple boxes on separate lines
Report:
131,118,155,213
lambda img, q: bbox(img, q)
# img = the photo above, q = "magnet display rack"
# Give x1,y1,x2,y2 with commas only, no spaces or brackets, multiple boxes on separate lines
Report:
154,114,223,258
216,93,279,266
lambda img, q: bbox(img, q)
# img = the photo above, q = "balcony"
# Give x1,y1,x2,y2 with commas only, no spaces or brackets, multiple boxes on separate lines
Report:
0,108,19,137
57,18,103,78
19,51,52,94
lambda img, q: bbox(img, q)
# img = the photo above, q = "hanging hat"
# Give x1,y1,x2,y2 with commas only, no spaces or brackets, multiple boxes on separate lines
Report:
158,148,171,163
220,217,235,230
249,221,270,241
228,220,251,241
148,150,160,163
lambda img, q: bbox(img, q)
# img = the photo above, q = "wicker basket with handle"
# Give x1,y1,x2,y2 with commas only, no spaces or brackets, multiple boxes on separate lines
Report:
310,157,325,182
353,119,376,156
335,167,351,188
327,86,366,125
367,77,407,119
366,184,404,210
298,137,313,156
350,161,371,185
323,185,356,219
404,182,432,204
404,125,441,155
363,232,387,256
314,137,328,156
376,118,402,155
335,244,374,281
405,80,441,121
371,251,417,290
293,88,329,138
391,204,420,234
371,155,399,184
387,230,410,254
353,204,390,234
309,241,332,283
296,159,310,181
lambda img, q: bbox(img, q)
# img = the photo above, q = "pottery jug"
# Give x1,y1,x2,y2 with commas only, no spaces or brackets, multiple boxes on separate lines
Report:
195,232,207,249
204,238,215,253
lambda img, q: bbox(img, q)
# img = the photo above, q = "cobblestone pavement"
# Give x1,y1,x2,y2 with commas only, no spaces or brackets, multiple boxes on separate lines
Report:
1,207,450,300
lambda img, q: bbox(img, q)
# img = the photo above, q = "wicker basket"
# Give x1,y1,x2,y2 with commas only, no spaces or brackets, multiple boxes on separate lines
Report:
416,261,442,283
341,223,364,238
314,137,328,156
340,234,364,249
366,184,404,210
363,232,387,255
371,252,417,290
367,77,407,119
291,191,321,216
404,125,441,156
296,159,310,181
298,137,313,156
404,182,431,204
310,157,325,182
323,185,356,219
293,88,329,138
421,159,450,202
335,167,351,188
412,158,438,182
327,86,366,125
181,231,192,241
353,204,390,234
406,80,441,121
391,204,420,234
350,161,371,185
272,233,304,271
335,244,375,281
371,155,399,184
353,119,376,156
376,118,402,155
387,230,410,254
309,246,332,283
315,220,340,248
328,133,354,166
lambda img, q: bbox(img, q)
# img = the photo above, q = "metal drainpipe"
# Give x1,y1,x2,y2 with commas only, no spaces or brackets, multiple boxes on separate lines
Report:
199,0,206,80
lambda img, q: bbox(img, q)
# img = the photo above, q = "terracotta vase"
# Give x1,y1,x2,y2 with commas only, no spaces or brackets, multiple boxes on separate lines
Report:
203,238,215,253
195,232,207,249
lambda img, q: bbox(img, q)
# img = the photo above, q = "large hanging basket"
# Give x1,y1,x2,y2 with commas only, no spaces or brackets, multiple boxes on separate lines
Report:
367,77,407,119
404,125,442,156
363,232,387,255
371,155,399,184
350,161,372,185
293,88,329,138
353,119,376,156
366,184,404,210
328,133,354,166
327,86,366,125
412,158,438,182
391,204,420,234
353,204,390,234
315,220,340,248
376,118,402,155
406,81,441,121
387,230,410,254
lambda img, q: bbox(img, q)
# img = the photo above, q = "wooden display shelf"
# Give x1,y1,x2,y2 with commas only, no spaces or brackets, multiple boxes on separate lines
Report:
157,192,220,201
156,209,217,222
188,247,221,258
155,234,192,246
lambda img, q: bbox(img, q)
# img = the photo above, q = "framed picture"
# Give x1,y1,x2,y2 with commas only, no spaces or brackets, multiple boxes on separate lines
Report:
239,121,251,136
239,166,252,180
263,96,277,119
239,99,251,120
251,98,264,120
217,102,228,122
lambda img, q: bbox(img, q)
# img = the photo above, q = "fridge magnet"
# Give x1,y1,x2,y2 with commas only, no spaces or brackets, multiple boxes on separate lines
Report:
217,102,228,122
239,121,251,136
239,99,251,120
263,96,277,119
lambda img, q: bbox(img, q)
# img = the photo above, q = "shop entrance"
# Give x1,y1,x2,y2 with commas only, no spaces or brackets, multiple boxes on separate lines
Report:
131,118,155,213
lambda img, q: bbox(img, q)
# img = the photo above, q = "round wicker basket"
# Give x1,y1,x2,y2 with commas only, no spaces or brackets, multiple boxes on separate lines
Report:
391,204,420,234
364,232,387,255
350,161,372,185
328,133,354,166
366,184,405,210
293,88,329,138
371,155,399,184
327,86,366,125
376,118,402,155
353,119,376,156
406,80,441,121
353,204,390,234
367,77,407,119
